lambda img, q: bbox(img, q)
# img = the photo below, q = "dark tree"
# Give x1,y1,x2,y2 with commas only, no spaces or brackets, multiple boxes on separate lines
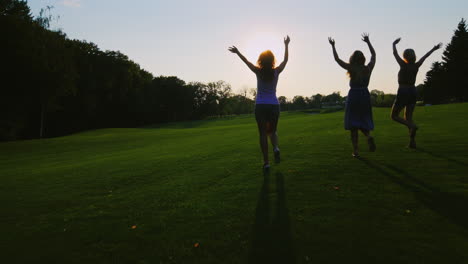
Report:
292,96,307,110
310,94,323,108
424,18,468,104
278,96,288,111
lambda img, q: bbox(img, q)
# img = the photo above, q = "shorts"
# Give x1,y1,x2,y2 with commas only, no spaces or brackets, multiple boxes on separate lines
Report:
394,86,417,107
255,104,280,123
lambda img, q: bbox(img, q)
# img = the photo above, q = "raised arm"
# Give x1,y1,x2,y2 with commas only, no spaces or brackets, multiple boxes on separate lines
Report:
416,43,442,67
392,38,405,66
328,37,350,70
362,33,376,70
276,35,290,73
228,46,259,73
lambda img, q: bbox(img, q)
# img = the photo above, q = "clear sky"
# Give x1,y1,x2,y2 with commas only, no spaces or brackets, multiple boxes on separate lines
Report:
29,0,467,98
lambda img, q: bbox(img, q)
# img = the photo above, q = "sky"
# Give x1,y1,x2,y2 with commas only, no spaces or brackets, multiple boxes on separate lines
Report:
28,0,467,99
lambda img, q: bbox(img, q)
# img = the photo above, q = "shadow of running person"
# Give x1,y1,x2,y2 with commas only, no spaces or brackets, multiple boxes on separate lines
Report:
249,171,296,264
359,157,468,231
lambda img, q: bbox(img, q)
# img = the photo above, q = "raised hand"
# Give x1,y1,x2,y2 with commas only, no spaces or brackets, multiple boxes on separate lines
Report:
328,37,335,46
393,38,401,45
417,42,443,66
228,46,239,54
362,33,370,43
284,35,290,45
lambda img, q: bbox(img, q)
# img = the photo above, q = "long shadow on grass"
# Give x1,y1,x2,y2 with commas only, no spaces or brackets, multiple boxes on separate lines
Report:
249,171,296,264
417,147,468,167
359,157,468,231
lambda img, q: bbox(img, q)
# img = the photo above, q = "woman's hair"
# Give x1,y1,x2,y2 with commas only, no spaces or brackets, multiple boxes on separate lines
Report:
257,50,276,81
349,50,366,66
347,50,368,80
403,49,416,64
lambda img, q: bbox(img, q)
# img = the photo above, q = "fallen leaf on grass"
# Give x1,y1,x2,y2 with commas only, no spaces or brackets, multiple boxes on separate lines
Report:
194,242,199,248
333,186,340,190
131,225,137,229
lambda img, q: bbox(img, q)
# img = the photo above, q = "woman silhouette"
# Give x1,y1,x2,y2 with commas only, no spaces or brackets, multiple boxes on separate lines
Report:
328,33,376,157
229,35,290,170
391,38,442,148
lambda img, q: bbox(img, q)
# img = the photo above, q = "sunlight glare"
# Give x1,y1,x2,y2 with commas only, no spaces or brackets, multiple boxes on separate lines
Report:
244,32,284,67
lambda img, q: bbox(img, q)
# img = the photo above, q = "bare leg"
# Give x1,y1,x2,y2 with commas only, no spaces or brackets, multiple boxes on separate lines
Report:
267,117,279,150
350,129,359,156
269,131,279,149
266,119,280,163
405,104,417,148
391,104,412,128
360,128,376,152
360,128,370,138
405,104,417,134
257,121,269,166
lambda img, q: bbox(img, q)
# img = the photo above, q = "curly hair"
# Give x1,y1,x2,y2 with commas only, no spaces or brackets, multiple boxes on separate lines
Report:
257,50,276,81
347,50,368,81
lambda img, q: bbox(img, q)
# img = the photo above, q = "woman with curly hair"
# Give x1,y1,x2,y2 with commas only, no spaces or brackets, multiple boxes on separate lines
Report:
229,35,290,170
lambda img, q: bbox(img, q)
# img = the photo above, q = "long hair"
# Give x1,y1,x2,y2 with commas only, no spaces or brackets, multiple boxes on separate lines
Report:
348,50,368,81
403,49,416,64
257,50,276,82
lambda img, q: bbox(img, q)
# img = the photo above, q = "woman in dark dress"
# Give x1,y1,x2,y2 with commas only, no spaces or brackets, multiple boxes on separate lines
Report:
391,38,442,148
329,33,376,157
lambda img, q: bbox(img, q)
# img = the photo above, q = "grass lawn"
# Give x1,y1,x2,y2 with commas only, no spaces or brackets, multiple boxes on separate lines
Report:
1,103,467,263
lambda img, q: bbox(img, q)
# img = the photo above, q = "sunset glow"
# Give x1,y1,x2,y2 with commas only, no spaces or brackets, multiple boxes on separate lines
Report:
28,0,468,98
244,32,285,67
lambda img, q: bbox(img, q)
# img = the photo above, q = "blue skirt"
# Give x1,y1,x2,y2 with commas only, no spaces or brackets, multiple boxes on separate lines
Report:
344,88,374,130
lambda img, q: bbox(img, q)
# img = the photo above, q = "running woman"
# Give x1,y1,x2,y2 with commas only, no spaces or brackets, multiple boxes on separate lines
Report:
391,38,442,148
329,33,377,157
229,35,290,170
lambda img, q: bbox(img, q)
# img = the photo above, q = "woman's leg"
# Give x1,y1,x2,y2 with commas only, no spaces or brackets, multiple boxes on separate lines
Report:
360,128,376,152
391,104,412,128
359,128,370,138
405,104,417,131
257,121,269,165
268,115,280,163
405,104,417,148
350,128,359,156
268,116,279,150
269,131,279,150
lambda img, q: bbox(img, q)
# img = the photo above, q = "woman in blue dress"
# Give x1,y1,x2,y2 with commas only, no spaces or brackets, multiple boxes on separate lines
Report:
328,33,376,157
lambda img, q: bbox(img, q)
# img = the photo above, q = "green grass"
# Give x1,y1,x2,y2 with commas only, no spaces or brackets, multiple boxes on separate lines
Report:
1,103,468,264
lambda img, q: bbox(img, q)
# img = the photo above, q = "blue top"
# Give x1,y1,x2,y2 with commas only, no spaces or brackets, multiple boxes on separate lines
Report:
255,68,279,105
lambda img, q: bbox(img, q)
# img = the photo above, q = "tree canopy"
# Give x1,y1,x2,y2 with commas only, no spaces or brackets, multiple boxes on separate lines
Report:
423,19,468,104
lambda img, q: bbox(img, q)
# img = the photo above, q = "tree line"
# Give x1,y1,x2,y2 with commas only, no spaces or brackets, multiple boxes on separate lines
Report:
1,1,256,140
422,19,468,104
1,1,466,141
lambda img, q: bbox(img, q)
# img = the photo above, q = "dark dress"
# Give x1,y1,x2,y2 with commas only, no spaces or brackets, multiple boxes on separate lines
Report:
344,66,374,130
